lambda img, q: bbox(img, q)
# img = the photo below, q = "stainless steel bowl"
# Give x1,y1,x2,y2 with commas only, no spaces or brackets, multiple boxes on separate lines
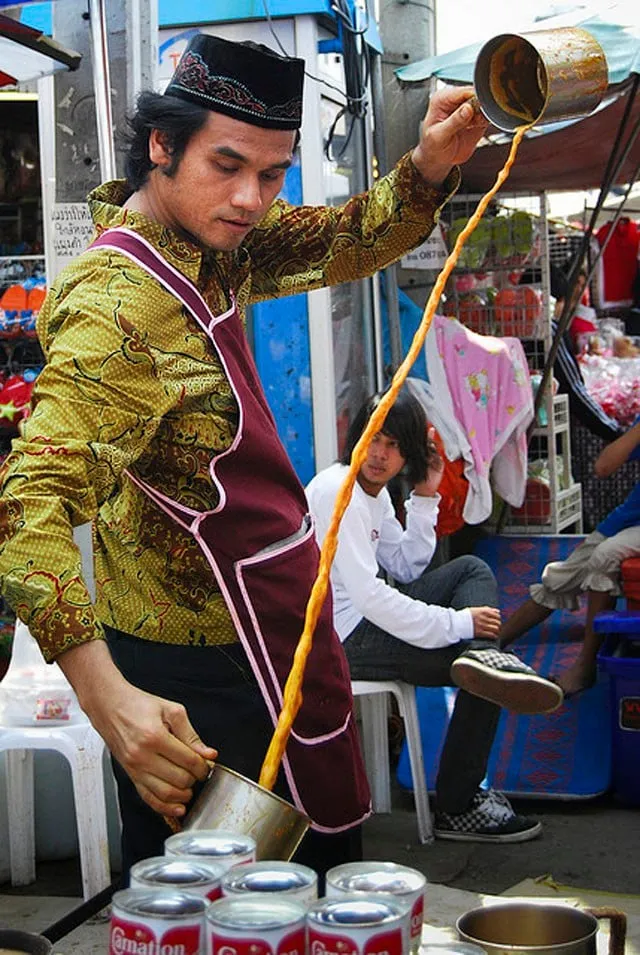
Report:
0,929,52,954
183,764,310,861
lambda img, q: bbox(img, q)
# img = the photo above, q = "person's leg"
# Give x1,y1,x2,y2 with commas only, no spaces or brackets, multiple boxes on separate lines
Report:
499,599,553,649
556,590,615,695
405,556,562,713
499,532,606,648
558,527,640,694
345,621,496,809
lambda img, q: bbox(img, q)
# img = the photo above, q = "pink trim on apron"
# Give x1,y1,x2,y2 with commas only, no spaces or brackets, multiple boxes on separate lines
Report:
88,228,370,832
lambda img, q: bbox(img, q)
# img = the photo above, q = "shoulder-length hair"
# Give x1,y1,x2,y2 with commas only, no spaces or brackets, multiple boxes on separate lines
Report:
340,389,431,485
124,91,210,191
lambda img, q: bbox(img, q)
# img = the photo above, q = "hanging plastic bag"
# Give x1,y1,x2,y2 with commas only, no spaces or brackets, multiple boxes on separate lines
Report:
0,619,81,726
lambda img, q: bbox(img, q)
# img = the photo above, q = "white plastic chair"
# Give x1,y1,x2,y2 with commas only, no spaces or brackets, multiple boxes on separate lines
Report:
0,524,111,899
352,680,433,844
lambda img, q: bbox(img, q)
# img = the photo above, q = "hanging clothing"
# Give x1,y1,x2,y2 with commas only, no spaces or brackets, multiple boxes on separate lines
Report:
595,217,640,309
424,315,534,524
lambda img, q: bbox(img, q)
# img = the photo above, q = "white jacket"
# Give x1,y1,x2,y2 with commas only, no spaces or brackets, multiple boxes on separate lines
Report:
305,463,473,648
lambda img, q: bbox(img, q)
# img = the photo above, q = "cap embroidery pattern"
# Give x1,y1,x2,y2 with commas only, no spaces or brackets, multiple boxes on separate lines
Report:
171,51,302,124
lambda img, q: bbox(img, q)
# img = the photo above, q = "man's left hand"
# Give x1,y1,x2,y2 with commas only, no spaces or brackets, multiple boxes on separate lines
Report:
412,85,488,187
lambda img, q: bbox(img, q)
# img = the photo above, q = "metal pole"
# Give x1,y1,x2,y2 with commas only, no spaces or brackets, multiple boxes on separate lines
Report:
371,50,403,375
88,0,116,182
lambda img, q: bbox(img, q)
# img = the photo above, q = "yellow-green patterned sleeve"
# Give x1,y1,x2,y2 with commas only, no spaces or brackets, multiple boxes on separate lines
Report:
247,153,460,300
0,260,182,662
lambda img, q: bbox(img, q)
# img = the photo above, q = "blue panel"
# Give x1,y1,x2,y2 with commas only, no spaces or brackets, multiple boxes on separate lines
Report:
250,160,314,484
16,2,51,33
159,0,334,27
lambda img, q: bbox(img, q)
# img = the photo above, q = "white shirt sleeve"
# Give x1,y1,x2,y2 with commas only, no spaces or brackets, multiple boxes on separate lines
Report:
331,487,473,649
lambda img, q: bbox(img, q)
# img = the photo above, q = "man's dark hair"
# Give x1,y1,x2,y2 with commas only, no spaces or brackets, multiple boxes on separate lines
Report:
341,389,433,485
124,91,211,191
124,90,302,192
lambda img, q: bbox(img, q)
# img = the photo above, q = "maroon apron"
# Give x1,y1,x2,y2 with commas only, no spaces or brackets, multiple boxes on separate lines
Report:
89,228,370,832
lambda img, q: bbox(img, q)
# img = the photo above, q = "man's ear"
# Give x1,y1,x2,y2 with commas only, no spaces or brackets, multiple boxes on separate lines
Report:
148,129,172,168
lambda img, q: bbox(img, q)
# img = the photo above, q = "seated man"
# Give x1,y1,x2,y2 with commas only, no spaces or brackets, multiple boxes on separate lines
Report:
500,415,640,696
305,389,562,843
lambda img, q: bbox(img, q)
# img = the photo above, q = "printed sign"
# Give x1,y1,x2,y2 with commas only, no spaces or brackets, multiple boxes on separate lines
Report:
619,697,640,731
401,224,448,271
52,202,94,273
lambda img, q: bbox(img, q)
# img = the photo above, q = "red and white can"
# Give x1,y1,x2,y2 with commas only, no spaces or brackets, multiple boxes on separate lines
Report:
307,894,411,955
130,855,225,901
206,895,306,955
325,861,426,953
164,830,256,872
221,861,318,906
110,888,205,955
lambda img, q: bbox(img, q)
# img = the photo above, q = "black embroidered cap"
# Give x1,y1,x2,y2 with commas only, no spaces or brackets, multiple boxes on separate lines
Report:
165,34,304,130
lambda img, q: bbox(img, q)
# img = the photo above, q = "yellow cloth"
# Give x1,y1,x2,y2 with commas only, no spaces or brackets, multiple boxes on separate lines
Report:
0,157,458,662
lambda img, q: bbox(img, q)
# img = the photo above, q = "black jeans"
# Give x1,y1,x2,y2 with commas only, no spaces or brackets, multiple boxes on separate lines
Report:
105,627,361,887
343,555,501,816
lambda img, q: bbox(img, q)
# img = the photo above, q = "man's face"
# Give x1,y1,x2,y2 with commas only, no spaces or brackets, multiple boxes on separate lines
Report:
357,431,406,497
148,111,296,251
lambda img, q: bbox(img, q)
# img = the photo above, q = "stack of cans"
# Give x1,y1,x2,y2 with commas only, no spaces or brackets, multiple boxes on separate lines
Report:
109,832,432,954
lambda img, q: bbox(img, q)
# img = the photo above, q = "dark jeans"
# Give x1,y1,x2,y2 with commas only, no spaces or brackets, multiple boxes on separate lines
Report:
343,555,501,816
105,628,362,888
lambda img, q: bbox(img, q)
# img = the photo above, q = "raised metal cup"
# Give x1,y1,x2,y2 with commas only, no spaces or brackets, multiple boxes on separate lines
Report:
474,27,608,131
183,763,310,862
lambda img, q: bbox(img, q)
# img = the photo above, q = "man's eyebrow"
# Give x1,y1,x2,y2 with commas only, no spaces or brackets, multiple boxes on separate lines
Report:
214,145,292,170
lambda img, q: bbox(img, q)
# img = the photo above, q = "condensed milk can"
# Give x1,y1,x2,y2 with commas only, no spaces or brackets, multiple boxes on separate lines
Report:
206,895,306,955
130,855,225,901
326,861,426,953
307,894,411,955
165,829,256,872
110,888,206,955
222,860,318,905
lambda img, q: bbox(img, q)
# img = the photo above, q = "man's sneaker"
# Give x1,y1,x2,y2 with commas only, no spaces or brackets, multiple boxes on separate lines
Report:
434,788,542,843
450,647,563,714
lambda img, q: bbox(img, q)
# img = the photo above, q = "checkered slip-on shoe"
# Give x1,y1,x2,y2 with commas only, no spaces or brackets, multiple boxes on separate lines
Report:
450,647,564,714
434,788,542,844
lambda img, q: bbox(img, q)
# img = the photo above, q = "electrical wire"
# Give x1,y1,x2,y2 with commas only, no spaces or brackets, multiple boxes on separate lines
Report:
324,0,370,161
260,0,349,104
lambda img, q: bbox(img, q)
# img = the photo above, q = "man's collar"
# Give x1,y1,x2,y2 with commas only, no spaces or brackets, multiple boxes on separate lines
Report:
87,180,207,285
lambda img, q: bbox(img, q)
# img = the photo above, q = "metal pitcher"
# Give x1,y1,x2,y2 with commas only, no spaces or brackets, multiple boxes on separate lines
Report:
183,763,310,861
474,27,608,131
457,901,626,955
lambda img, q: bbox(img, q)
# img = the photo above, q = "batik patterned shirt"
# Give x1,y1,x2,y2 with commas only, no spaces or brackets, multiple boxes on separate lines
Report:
0,156,457,662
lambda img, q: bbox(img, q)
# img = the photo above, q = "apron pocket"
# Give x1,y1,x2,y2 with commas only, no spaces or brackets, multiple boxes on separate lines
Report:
236,527,353,745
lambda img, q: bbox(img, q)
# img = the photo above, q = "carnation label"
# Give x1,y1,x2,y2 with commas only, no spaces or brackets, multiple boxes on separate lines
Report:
110,889,205,955
212,927,305,955
308,928,403,955
110,916,200,955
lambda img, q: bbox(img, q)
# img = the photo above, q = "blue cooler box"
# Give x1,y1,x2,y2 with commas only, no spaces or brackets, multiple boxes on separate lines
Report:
596,611,640,806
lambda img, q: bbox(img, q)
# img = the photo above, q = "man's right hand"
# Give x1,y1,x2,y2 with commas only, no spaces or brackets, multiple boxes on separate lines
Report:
470,606,501,639
58,641,217,817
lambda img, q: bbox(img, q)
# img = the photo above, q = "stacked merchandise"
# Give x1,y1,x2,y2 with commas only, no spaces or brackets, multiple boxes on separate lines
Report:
434,193,582,534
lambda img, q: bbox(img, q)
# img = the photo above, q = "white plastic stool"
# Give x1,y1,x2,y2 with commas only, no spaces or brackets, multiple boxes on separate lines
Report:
352,680,433,844
0,719,111,899
0,525,111,899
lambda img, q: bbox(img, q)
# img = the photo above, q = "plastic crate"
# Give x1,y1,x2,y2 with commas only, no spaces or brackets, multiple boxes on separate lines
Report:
596,611,640,805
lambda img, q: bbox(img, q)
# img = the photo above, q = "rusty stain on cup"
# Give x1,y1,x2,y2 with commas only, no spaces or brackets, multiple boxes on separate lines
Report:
474,27,608,131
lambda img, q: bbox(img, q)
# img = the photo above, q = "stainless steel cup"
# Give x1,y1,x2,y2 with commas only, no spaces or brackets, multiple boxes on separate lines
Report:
474,27,608,131
183,763,310,861
457,901,627,955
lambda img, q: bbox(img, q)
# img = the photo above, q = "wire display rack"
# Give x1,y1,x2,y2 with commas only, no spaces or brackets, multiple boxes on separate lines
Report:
435,191,583,534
